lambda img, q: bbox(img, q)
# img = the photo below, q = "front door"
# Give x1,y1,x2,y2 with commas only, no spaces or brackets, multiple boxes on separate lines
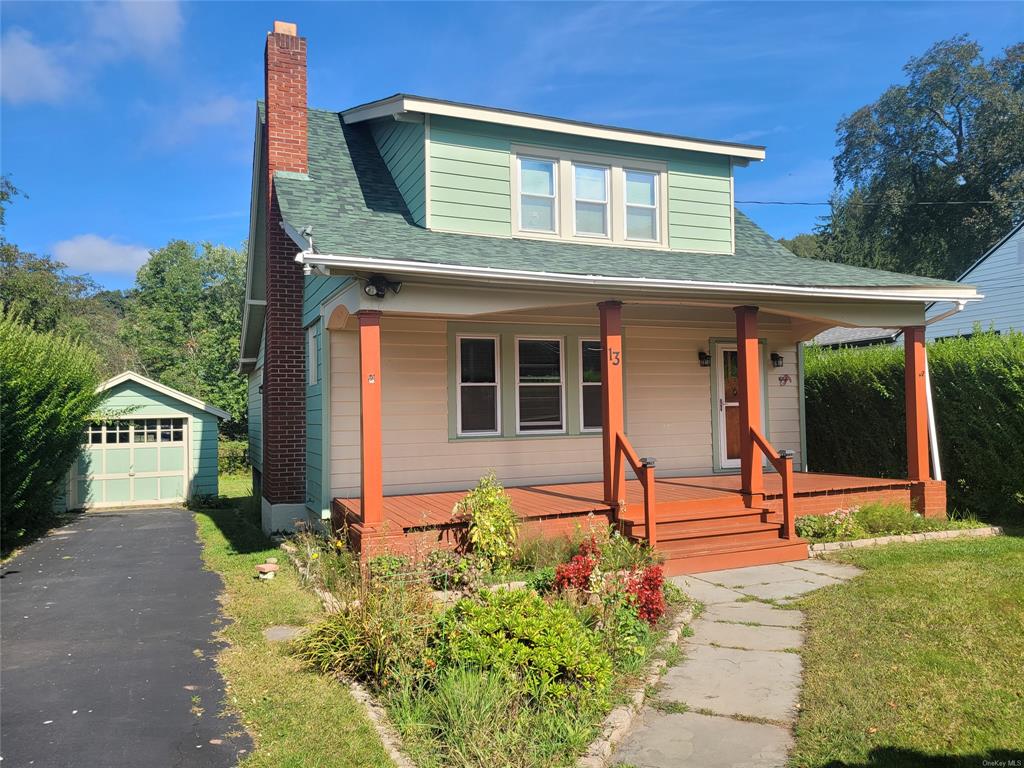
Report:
716,346,742,469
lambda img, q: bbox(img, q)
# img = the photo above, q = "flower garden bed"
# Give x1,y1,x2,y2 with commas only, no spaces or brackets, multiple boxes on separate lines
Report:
286,476,692,768
795,500,986,544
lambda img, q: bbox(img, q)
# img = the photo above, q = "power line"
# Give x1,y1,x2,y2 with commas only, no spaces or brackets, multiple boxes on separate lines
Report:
736,199,1024,206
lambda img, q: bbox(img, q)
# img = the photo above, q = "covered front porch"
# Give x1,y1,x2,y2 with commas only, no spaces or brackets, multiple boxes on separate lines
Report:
330,293,945,573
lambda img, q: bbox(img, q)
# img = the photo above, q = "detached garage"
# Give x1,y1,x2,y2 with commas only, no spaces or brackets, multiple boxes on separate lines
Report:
66,372,230,510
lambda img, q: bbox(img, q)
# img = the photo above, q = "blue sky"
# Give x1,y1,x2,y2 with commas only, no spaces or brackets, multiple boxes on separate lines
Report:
2,1,1020,290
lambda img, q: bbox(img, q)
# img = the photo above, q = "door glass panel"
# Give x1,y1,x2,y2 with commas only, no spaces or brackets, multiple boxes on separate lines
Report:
722,350,739,403
725,405,741,460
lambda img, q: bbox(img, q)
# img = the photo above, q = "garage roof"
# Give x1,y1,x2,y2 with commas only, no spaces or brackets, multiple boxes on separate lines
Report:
100,372,231,421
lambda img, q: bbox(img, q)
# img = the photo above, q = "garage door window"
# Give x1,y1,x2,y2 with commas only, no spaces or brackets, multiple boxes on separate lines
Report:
85,418,186,445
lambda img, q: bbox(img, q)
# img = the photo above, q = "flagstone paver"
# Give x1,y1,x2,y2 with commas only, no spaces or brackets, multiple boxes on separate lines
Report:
610,560,862,768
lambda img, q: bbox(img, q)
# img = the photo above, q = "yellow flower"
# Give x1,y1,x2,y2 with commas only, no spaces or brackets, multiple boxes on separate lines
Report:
311,552,319,560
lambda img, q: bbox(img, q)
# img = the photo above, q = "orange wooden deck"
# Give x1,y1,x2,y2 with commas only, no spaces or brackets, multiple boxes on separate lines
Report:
334,472,912,531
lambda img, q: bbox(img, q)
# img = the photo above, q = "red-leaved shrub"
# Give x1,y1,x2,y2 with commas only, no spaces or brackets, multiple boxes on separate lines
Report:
577,535,601,560
625,565,665,625
554,554,596,592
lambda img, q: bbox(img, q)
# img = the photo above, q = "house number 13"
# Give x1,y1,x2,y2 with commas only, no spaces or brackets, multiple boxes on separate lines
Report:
608,348,620,366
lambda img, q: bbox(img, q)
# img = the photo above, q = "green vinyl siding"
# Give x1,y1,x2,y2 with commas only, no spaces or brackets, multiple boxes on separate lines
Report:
305,320,323,513
667,157,732,253
370,118,426,225
248,330,265,472
424,115,733,249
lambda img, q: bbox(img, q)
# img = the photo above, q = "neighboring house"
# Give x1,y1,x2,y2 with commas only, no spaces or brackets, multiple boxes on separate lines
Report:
240,22,978,572
811,326,899,348
926,221,1023,340
57,371,229,511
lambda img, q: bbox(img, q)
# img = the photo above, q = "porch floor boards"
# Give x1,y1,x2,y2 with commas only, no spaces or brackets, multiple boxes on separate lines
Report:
334,471,909,531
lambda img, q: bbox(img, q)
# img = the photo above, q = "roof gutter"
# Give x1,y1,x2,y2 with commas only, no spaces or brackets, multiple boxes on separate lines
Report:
293,251,982,305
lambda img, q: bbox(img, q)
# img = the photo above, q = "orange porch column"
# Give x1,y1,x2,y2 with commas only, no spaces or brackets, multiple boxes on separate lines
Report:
734,305,763,498
904,325,929,481
599,301,625,505
357,310,384,525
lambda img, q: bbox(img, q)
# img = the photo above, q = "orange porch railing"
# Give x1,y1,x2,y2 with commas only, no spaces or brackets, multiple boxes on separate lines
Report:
750,426,796,539
612,432,658,549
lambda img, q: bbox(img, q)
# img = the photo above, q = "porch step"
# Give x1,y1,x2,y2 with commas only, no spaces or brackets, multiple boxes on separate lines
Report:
621,507,770,539
658,537,810,576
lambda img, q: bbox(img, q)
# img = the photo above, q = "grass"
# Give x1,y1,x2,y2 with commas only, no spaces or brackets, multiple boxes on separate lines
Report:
193,473,392,768
792,534,1024,768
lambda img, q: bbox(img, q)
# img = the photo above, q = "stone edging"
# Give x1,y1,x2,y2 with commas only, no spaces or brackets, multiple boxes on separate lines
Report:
808,525,1004,556
576,603,696,768
278,542,417,768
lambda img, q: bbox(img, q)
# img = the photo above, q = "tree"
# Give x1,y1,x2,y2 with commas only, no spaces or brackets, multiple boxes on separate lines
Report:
1,175,22,228
819,37,1024,279
121,241,247,435
777,233,823,260
0,243,137,375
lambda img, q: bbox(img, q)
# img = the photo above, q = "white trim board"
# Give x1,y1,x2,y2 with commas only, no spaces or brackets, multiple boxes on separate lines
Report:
341,94,767,161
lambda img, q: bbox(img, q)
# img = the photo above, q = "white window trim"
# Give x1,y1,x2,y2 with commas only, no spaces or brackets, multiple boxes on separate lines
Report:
455,334,502,437
578,338,602,433
514,336,566,435
572,163,610,239
307,326,318,386
510,145,668,248
517,155,559,235
623,168,660,243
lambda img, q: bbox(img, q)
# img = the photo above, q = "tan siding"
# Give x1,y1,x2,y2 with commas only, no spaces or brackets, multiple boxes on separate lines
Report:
330,316,804,497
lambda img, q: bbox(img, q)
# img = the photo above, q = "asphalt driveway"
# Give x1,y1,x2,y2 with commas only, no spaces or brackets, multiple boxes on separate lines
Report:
1,508,251,767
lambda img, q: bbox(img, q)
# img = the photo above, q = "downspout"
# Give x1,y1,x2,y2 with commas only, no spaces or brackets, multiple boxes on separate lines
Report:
920,300,966,482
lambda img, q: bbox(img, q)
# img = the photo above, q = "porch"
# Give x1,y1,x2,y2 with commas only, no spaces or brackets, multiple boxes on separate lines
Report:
334,472,919,574
329,296,945,573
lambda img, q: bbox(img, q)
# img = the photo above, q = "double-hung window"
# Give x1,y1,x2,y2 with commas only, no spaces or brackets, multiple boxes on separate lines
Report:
625,170,659,241
516,338,564,433
579,339,603,431
573,164,609,237
457,336,500,435
518,157,557,233
306,326,317,386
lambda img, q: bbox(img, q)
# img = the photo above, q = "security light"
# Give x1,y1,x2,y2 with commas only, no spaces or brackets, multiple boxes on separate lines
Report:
363,275,402,298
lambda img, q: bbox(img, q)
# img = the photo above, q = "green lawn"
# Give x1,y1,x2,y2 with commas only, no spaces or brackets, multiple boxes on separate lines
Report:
792,534,1024,768
194,474,393,768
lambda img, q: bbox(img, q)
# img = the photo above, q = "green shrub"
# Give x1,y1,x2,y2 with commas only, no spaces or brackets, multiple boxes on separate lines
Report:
456,472,519,570
429,589,613,703
602,604,652,670
218,439,248,474
513,532,578,571
525,565,557,595
597,528,657,571
795,508,866,542
293,581,435,689
805,330,1024,522
0,310,105,546
855,501,922,535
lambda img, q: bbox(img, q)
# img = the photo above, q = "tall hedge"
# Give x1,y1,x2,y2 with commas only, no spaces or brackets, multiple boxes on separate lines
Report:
805,331,1024,521
1,310,106,541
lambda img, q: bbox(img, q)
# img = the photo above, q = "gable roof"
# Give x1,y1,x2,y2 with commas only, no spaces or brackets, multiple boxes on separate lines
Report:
99,371,231,420
272,108,975,302
949,220,1023,285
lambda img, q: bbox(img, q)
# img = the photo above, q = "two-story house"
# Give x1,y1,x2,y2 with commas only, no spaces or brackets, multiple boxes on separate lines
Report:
240,22,978,573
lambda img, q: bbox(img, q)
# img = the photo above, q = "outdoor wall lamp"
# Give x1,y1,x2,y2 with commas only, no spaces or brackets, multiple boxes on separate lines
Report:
771,353,784,368
363,275,403,298
698,351,711,367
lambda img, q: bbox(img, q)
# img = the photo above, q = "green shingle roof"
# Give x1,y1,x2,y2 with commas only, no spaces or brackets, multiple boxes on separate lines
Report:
272,108,962,291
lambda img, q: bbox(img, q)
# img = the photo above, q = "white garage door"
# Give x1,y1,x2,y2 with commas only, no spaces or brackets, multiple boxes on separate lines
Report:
73,418,189,508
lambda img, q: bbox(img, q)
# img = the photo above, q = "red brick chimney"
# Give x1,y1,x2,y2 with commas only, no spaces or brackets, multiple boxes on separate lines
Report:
262,21,307,518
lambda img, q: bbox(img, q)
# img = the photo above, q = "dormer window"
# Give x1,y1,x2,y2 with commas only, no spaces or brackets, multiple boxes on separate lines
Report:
518,157,557,233
573,164,609,237
625,170,658,241
511,146,667,247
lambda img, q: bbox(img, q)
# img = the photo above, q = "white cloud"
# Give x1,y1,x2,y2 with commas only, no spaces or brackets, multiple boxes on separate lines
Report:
87,0,184,59
52,234,150,274
0,28,72,105
1,1,182,106
150,94,248,147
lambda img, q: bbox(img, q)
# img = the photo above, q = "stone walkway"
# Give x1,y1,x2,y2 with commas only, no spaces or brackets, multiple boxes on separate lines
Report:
611,560,862,768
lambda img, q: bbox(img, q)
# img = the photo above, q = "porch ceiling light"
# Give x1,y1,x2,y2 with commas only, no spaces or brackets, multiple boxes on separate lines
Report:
771,353,784,368
698,351,711,367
